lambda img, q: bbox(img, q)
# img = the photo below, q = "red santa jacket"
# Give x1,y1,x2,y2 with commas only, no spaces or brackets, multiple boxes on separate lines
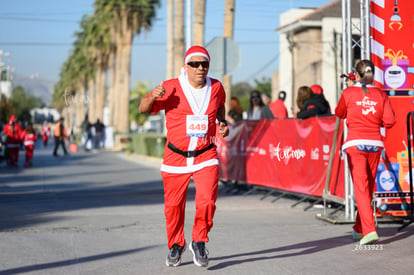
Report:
147,76,225,173
269,99,288,119
335,84,396,150
3,122,22,148
21,130,37,147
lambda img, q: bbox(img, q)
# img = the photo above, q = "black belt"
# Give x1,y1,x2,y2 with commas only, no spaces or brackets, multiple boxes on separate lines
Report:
168,142,214,158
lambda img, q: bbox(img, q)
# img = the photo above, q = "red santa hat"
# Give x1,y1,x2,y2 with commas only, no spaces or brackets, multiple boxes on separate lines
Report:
310,85,323,95
184,46,210,64
9,115,16,123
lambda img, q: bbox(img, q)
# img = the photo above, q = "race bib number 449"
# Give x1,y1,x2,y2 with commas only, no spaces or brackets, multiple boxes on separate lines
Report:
186,115,208,137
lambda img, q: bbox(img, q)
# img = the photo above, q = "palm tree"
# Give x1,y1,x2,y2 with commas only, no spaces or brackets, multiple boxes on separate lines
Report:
77,14,111,124
87,13,111,124
166,0,174,79
54,15,98,130
94,0,160,134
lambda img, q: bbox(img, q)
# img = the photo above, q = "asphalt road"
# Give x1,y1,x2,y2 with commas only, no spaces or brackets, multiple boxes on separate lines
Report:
0,142,413,275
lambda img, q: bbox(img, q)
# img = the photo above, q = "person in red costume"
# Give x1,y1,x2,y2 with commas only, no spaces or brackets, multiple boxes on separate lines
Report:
20,122,37,167
41,120,51,147
139,45,229,268
269,91,288,118
3,115,22,168
335,59,396,245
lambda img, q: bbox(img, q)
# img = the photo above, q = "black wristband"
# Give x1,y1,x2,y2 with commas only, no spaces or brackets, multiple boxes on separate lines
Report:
219,119,228,126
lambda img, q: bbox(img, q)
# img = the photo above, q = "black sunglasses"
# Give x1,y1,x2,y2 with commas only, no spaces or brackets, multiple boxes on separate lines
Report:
187,61,209,68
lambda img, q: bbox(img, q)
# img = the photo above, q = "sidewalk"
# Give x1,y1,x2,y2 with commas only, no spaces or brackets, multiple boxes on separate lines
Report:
0,144,413,274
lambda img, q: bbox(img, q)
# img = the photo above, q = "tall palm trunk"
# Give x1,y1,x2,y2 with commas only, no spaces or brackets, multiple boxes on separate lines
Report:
223,0,235,112
75,85,86,130
174,0,185,77
95,59,106,123
113,39,122,132
117,40,133,133
107,51,117,127
115,7,134,134
166,0,174,79
88,78,96,123
193,0,206,46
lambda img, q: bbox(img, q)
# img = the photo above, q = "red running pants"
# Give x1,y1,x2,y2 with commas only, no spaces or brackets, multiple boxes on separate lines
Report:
25,145,34,165
8,147,19,166
346,146,381,235
161,165,219,249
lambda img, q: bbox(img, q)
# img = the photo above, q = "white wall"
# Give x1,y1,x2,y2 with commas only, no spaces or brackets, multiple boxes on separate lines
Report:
278,8,315,116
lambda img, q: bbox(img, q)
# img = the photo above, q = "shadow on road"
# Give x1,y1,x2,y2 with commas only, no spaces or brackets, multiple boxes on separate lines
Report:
0,245,161,275
208,227,414,270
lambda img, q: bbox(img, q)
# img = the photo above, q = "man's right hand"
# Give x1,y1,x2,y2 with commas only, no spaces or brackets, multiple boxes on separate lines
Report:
151,81,166,99
139,81,165,114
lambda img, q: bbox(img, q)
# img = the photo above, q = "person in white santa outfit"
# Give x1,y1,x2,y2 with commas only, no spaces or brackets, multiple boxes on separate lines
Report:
139,45,229,268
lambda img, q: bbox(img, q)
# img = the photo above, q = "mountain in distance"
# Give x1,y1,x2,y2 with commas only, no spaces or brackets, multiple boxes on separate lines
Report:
12,73,55,106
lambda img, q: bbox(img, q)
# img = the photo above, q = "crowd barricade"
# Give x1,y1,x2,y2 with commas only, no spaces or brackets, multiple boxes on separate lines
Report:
216,116,345,206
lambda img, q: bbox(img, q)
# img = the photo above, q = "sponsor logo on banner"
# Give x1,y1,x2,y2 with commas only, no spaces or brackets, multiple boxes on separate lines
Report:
269,142,306,164
311,148,320,160
323,144,331,161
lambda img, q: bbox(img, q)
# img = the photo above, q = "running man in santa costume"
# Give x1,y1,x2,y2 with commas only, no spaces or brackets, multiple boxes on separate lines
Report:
139,45,229,267
335,59,396,245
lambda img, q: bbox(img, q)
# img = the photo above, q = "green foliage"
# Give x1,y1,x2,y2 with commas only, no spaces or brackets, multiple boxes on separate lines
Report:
254,77,272,97
9,86,44,123
230,78,272,112
231,82,252,111
0,94,15,124
129,81,151,126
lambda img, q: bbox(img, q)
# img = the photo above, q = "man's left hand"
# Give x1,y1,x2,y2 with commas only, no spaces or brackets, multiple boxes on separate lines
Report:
219,121,229,138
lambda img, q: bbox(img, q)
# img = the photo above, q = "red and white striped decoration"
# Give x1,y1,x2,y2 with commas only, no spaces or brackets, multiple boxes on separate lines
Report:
370,0,385,88
370,0,414,90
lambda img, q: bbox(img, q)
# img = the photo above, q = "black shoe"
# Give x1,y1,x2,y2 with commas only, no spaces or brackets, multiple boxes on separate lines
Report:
166,243,186,267
189,241,209,267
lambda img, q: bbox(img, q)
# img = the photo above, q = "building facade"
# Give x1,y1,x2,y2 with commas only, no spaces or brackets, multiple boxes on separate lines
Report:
276,0,361,116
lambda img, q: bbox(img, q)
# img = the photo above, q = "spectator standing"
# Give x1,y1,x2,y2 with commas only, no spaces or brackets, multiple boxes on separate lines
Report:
310,84,332,114
80,116,92,151
21,122,37,168
3,115,22,167
226,96,243,124
138,45,229,268
247,90,274,120
53,117,68,157
295,86,330,119
269,91,288,118
335,59,396,245
93,118,105,149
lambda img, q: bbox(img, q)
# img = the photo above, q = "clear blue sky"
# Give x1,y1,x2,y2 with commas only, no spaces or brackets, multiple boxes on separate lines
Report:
0,0,332,89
